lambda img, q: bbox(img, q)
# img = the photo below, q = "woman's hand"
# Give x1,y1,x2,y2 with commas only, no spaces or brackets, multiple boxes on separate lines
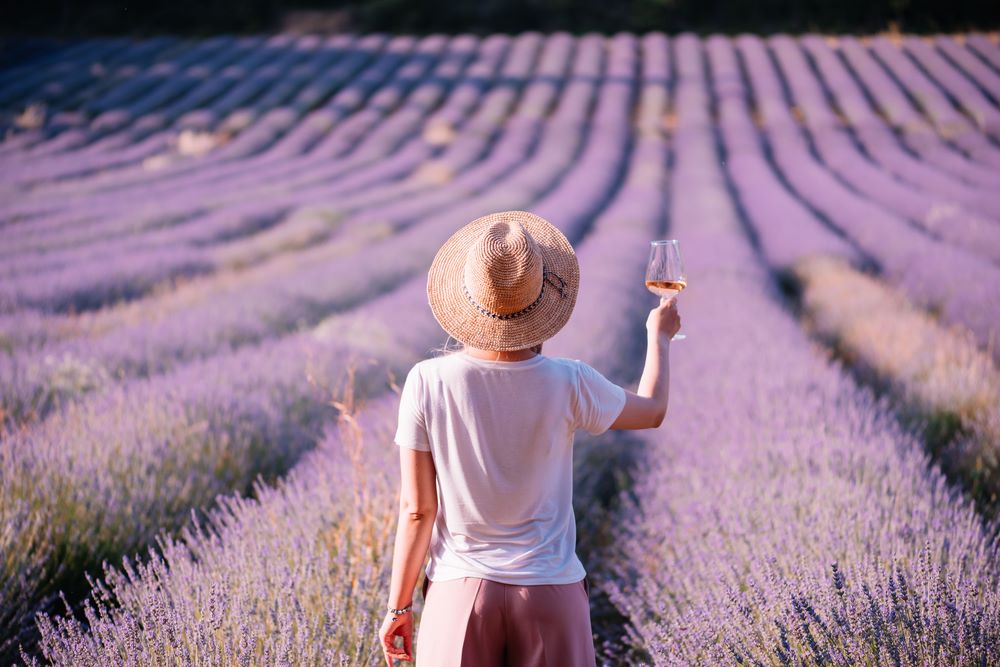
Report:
379,610,414,666
646,296,681,339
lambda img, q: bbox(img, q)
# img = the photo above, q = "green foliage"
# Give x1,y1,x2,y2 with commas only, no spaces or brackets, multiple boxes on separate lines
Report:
2,0,998,37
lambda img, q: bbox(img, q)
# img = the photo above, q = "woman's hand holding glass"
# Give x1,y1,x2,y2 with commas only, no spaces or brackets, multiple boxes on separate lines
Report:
645,239,687,340
647,295,681,340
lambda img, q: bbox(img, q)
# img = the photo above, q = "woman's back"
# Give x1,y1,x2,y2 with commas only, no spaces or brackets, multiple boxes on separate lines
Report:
378,211,679,666
394,351,626,585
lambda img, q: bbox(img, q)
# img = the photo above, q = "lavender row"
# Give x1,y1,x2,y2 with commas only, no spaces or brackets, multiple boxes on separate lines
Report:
767,36,1000,263
0,276,437,660
8,32,467,212
599,34,999,665
0,37,415,263
0,33,556,312
794,254,1000,515
711,30,1000,520
738,35,1000,360
0,40,385,290
902,37,1000,138
934,36,1000,107
0,33,595,423
0,33,538,351
21,34,668,661
967,34,1000,73
5,32,992,318
16,35,378,195
869,36,1000,168
1,37,267,172
0,34,386,222
0,33,530,326
24,393,406,666
5,36,992,206
0,30,980,240
708,37,862,273
747,36,1000,512
0,37,180,131
2,32,519,239
2,35,374,181
0,35,480,310
1,37,382,222
835,36,1000,189
799,35,1000,219
0,33,642,655
11,30,996,214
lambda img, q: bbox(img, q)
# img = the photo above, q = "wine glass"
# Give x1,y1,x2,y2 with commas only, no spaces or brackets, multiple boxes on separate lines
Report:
645,239,687,340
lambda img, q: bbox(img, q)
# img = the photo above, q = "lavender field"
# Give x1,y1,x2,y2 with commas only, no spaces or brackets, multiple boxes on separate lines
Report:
1,30,999,665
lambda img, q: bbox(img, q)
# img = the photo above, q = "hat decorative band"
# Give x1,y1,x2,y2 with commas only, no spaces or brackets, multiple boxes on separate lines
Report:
461,269,569,321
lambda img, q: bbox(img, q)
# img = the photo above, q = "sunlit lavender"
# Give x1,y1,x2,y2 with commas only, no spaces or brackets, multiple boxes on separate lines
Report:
2,27,999,665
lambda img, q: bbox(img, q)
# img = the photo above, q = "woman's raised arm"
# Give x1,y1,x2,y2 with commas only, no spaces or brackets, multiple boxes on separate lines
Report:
610,296,679,430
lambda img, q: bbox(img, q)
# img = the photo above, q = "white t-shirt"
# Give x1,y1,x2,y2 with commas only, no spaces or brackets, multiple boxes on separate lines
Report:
393,351,627,585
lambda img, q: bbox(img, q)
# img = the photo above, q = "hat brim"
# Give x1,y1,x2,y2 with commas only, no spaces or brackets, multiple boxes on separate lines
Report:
426,210,580,351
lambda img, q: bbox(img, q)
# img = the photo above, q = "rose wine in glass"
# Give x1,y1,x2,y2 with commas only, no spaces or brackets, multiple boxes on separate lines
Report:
645,239,687,340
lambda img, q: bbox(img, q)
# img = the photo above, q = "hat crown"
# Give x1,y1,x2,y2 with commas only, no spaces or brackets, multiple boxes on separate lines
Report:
463,221,543,316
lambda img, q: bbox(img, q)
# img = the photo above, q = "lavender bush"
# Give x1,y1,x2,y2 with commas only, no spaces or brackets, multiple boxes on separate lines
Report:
708,33,1000,515
597,34,1000,665
20,35,655,653
2,28,999,666
1,32,638,655
24,394,405,666
736,34,1000,359
794,255,1000,514
0,32,583,423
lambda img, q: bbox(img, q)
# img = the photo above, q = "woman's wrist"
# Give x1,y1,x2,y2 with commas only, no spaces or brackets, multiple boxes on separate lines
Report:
386,602,413,622
647,329,672,344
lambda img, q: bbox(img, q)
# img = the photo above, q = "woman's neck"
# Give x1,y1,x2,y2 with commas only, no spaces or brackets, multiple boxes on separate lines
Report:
463,344,540,362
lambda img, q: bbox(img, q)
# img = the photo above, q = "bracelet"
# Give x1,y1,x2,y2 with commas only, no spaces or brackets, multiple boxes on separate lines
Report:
387,602,413,616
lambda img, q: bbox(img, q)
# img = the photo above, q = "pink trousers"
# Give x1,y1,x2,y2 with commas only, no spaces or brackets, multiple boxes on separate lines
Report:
414,574,597,666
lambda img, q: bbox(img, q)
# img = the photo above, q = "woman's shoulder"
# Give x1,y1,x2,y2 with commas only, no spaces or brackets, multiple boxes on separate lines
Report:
533,356,595,383
417,351,463,370
544,356,583,366
544,356,589,372
546,358,616,387
410,352,463,379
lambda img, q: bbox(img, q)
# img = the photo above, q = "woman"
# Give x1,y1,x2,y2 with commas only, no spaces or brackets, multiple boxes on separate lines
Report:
378,210,680,666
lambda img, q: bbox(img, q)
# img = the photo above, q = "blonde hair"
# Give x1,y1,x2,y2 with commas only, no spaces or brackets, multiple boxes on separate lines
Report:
432,335,466,357
432,336,543,357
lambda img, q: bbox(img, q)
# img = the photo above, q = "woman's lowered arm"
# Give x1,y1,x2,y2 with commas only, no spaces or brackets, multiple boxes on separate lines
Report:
387,448,438,609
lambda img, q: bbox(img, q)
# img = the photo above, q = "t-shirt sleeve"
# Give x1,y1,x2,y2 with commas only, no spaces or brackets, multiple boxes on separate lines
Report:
394,364,431,451
572,360,627,436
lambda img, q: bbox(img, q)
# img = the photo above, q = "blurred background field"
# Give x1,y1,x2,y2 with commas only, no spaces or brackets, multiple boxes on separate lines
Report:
1,2,999,665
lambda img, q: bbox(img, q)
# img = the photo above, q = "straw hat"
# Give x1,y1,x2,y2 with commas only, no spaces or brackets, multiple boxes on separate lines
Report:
427,210,580,351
